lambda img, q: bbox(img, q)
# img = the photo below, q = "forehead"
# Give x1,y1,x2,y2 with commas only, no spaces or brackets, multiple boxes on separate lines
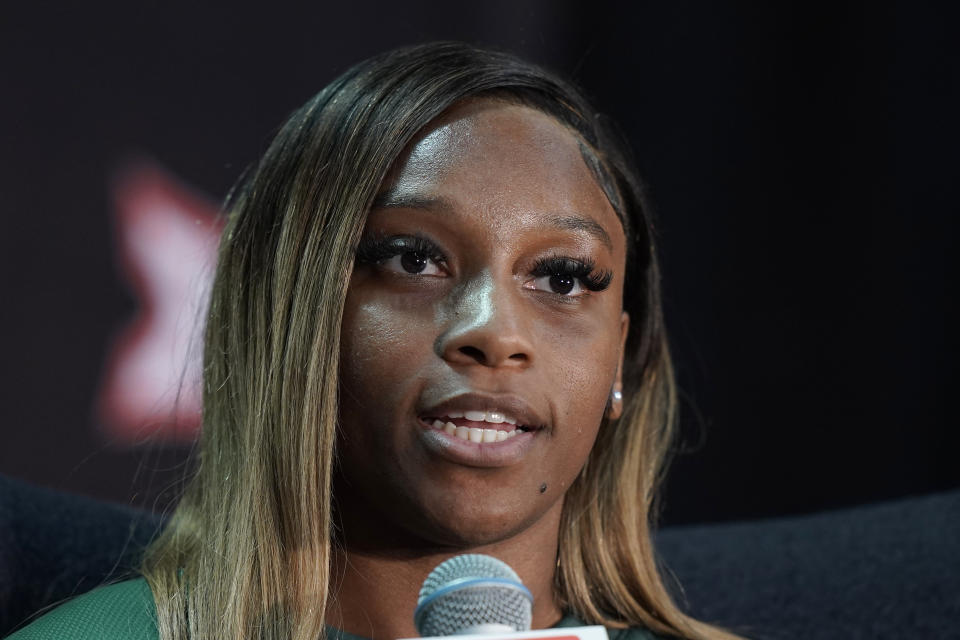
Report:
380,100,624,247
398,99,585,180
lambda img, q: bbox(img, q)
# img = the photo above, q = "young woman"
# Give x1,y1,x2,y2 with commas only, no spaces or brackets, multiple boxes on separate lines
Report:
9,43,740,640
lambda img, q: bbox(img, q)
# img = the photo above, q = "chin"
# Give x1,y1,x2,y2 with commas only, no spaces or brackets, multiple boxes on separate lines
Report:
434,518,519,548
404,492,557,550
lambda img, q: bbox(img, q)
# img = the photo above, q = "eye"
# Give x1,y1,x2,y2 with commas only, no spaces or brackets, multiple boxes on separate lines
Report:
355,233,448,277
524,256,613,298
382,250,444,276
528,273,585,296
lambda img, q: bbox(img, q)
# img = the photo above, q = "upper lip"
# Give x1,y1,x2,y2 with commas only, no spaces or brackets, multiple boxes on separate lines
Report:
419,392,547,430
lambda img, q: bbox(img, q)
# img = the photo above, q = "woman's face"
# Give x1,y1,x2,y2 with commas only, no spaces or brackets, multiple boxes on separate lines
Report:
337,99,628,548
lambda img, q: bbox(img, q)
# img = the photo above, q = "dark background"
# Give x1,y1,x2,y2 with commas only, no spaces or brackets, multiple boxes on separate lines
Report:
1,1,956,526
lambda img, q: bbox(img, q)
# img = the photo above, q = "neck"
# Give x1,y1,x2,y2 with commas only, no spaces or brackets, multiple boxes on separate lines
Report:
325,505,565,640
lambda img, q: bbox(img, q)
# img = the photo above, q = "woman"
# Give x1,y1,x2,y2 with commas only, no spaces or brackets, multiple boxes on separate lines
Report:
9,43,740,640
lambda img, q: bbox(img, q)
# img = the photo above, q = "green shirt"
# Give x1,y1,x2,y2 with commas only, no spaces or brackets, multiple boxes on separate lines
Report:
6,579,660,640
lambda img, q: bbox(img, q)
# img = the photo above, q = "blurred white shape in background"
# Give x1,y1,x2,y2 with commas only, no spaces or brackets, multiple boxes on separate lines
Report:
97,160,223,443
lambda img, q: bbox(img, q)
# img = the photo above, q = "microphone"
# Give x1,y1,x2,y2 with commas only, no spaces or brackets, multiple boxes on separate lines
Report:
414,554,533,636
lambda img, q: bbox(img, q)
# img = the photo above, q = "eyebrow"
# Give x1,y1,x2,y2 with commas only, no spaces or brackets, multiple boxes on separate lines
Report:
371,191,613,251
546,214,613,250
371,191,453,212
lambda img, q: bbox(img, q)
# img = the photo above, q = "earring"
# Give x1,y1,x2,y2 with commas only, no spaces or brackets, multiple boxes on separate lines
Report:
605,389,623,419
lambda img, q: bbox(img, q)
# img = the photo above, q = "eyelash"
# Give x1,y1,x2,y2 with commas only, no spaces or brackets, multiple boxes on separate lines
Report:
530,256,613,293
354,234,612,295
355,233,447,268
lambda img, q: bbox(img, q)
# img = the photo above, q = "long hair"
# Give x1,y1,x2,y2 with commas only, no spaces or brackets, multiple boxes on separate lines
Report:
142,42,740,640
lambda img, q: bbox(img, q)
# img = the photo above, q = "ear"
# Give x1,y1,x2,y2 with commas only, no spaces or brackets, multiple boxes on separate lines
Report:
606,311,629,420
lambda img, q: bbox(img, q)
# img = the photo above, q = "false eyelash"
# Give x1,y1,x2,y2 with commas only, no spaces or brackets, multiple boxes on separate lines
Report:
531,255,613,292
355,233,447,266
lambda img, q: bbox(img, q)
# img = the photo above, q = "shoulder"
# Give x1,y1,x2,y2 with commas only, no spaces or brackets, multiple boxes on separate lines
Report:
5,578,158,640
605,627,666,640
553,614,665,640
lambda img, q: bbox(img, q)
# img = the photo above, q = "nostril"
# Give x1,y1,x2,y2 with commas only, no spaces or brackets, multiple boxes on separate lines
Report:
458,346,486,364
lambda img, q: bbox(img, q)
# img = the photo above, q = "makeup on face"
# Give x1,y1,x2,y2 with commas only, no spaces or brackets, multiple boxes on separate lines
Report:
335,99,628,549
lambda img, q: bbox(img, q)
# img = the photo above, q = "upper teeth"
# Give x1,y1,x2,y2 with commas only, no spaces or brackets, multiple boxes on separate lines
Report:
431,419,520,442
446,410,518,425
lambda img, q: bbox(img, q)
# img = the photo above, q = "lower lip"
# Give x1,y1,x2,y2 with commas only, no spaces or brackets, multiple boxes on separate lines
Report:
417,418,538,467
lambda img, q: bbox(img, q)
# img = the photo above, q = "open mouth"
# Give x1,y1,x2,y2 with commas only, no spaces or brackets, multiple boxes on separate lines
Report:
420,409,536,443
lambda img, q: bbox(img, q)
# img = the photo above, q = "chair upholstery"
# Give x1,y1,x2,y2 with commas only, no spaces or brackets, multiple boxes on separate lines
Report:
655,490,960,639
0,475,162,636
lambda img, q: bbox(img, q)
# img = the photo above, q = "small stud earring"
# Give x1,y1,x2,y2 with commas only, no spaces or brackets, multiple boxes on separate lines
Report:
612,390,622,403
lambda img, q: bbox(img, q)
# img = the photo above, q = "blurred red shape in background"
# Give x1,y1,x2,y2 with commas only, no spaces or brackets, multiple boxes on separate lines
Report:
97,161,223,443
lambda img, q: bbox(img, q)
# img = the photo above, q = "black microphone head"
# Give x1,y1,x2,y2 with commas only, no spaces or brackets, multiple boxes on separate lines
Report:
414,554,534,636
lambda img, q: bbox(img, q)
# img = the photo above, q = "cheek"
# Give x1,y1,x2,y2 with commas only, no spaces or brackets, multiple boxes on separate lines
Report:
339,292,435,418
544,322,620,467
342,302,405,369
548,320,620,406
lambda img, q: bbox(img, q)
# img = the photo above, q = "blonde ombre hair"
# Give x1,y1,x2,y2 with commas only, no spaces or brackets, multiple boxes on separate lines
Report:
142,42,741,640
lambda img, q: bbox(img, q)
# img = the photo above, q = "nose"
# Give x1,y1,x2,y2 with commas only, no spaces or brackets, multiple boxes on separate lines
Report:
435,271,533,368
